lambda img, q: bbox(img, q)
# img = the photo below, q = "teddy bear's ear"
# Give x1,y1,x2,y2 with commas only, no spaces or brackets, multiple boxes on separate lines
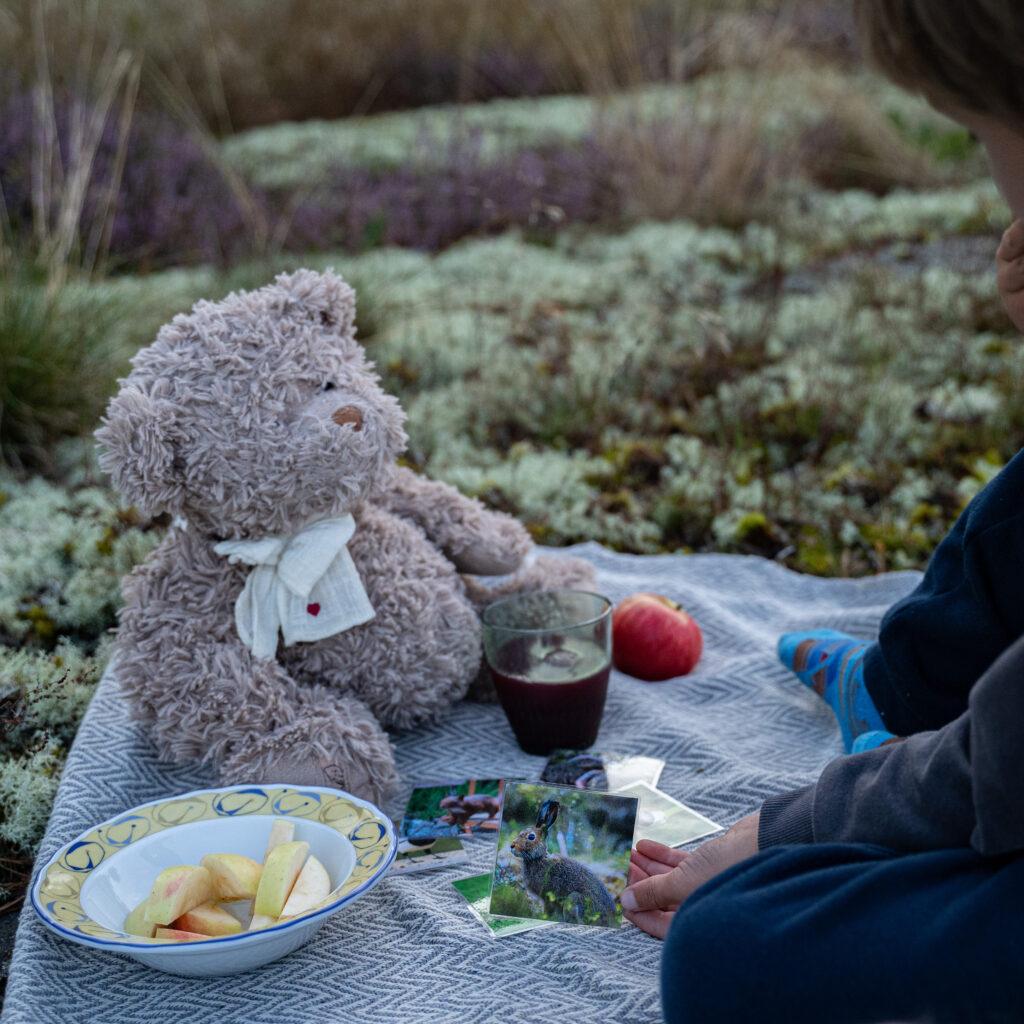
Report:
95,383,183,517
274,268,356,338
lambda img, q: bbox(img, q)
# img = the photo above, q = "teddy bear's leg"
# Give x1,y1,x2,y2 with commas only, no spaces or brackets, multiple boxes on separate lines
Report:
311,575,482,732
116,634,399,804
298,503,483,732
374,465,532,575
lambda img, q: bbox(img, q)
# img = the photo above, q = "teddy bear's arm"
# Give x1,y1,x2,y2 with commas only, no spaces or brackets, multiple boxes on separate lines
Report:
116,611,398,803
374,466,532,576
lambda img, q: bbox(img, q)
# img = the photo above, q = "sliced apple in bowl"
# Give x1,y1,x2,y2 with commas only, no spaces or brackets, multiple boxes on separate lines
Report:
264,819,295,860
173,902,243,937
143,865,214,926
280,855,331,919
201,852,263,901
119,821,341,943
123,897,157,938
252,840,309,923
155,927,212,942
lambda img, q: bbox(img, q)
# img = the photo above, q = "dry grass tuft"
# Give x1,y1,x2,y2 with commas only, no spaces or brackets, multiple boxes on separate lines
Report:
1,0,852,131
1,3,141,284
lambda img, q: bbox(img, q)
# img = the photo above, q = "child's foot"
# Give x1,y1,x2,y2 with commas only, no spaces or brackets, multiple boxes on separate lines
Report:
777,629,887,751
851,729,899,754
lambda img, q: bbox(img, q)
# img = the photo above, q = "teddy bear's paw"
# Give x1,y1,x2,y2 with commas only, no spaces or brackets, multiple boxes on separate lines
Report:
464,554,597,609
451,514,532,577
530,554,597,591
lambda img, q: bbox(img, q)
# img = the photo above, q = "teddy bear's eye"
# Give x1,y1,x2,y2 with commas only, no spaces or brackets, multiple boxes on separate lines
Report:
322,381,337,392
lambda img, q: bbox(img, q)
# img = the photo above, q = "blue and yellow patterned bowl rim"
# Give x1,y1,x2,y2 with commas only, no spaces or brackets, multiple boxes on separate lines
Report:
31,783,396,950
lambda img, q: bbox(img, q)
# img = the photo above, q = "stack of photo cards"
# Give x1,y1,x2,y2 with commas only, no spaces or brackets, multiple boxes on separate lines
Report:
487,781,640,929
393,763,721,939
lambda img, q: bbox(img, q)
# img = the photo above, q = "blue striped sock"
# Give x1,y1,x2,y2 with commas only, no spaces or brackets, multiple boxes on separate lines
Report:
851,730,898,753
778,629,887,752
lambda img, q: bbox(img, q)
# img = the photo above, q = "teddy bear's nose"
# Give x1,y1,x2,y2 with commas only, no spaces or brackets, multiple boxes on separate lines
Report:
331,405,363,431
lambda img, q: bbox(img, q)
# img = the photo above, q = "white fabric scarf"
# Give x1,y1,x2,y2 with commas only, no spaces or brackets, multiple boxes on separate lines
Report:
214,514,375,660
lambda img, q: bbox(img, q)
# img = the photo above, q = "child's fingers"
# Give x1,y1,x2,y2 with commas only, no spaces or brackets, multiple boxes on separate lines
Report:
622,906,675,940
635,838,689,868
631,848,681,877
628,861,650,885
998,219,1024,262
621,870,685,915
998,254,1024,294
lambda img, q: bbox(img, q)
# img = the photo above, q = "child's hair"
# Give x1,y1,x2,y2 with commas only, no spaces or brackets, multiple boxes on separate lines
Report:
854,0,1024,121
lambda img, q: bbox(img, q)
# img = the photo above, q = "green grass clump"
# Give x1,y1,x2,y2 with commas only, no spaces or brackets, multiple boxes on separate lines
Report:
0,279,129,472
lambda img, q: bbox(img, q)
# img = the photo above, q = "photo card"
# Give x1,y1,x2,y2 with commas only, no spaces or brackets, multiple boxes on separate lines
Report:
615,781,722,848
540,749,665,792
391,833,470,875
452,873,554,938
489,781,638,928
400,779,504,840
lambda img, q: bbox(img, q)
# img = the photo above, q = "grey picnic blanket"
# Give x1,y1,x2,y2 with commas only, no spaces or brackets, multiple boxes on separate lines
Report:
2,544,920,1024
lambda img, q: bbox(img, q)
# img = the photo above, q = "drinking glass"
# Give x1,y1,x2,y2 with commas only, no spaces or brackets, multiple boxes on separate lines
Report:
481,590,613,755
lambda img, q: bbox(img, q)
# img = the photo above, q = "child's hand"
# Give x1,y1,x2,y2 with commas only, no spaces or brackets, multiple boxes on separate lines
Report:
621,812,760,939
997,219,1024,332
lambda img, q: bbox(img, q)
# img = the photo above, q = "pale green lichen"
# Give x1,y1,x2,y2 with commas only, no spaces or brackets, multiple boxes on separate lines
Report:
222,65,970,192
0,475,160,853
0,742,65,854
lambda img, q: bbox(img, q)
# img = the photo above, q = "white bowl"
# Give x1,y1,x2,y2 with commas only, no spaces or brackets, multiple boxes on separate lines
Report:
31,783,396,977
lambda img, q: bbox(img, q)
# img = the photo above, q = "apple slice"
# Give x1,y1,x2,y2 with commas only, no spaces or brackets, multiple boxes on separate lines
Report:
123,897,156,938
248,912,276,931
253,840,309,918
264,819,295,861
201,852,262,900
155,927,211,942
173,901,243,937
280,854,331,919
143,865,214,925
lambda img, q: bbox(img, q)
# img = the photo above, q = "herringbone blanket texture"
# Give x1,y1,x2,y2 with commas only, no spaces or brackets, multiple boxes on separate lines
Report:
2,545,919,1024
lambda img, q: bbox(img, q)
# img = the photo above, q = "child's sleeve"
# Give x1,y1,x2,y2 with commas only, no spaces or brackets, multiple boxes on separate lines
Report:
758,633,1024,856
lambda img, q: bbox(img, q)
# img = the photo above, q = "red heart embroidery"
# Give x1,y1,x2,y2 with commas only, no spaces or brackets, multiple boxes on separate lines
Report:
306,603,321,617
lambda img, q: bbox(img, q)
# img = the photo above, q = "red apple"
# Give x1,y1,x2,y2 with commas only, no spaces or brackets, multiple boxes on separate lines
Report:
612,593,702,681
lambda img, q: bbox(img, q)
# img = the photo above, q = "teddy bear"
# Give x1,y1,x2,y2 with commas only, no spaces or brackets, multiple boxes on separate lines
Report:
96,269,593,804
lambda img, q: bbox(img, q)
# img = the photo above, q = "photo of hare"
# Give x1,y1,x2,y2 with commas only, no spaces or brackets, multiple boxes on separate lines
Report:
400,779,504,839
489,782,638,928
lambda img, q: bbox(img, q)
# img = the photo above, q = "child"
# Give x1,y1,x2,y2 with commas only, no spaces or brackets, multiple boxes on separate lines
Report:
622,4,1024,1022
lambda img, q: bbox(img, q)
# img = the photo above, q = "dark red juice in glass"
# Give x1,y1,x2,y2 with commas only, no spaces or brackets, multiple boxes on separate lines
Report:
490,654,610,755
481,591,613,756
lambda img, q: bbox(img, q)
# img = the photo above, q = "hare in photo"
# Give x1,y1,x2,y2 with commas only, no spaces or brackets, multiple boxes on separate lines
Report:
509,799,618,925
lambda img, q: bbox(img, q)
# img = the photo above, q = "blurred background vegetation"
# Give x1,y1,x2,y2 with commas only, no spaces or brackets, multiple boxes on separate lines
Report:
0,0,1016,939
